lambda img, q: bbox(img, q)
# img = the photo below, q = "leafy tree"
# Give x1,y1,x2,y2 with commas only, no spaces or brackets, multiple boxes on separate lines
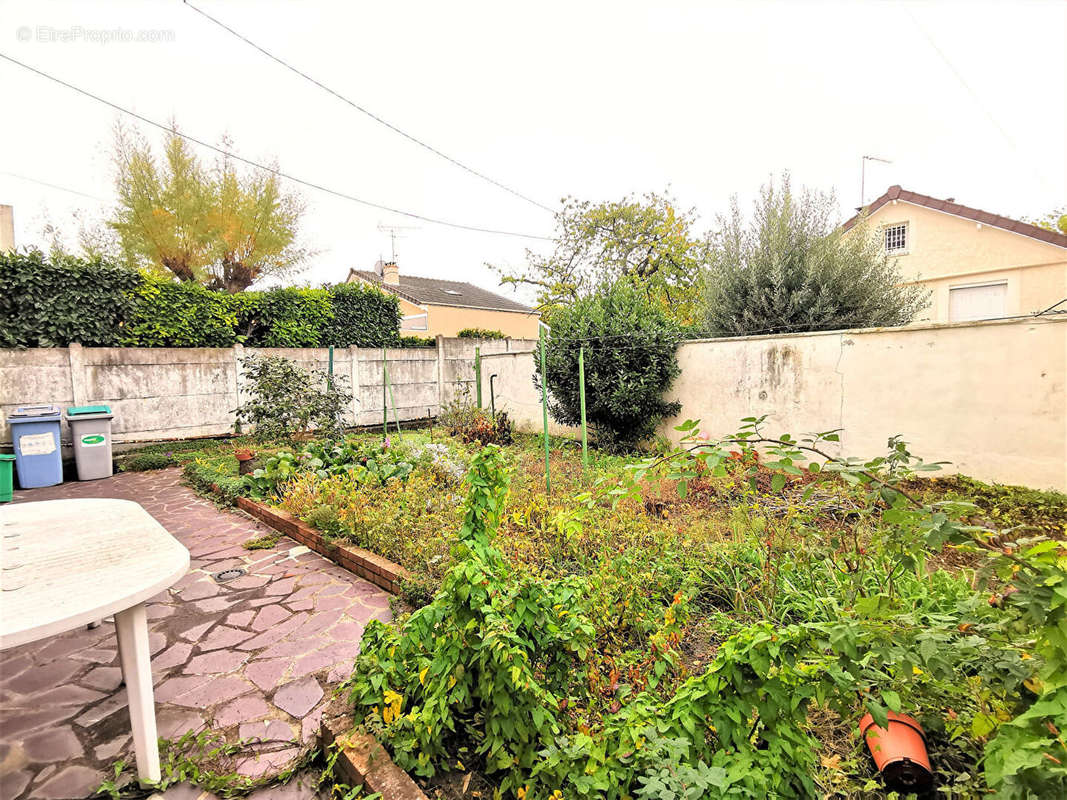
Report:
496,192,706,325
1028,206,1067,236
538,281,681,449
703,174,929,336
109,123,309,292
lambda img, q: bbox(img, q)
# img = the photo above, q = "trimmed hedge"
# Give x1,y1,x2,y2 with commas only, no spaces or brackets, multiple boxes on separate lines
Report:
0,249,140,347
1,249,401,348
457,327,507,339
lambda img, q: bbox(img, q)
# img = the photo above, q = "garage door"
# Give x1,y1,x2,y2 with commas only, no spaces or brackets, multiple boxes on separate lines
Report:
948,281,1007,322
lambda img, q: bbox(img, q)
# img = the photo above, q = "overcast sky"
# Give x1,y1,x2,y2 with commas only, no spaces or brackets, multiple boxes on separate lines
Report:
1,0,1064,306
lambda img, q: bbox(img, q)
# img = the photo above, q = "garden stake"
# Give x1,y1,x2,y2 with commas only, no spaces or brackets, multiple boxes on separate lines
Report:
540,323,551,493
489,373,498,417
387,370,403,438
381,346,388,439
327,345,334,389
475,346,482,408
578,345,588,473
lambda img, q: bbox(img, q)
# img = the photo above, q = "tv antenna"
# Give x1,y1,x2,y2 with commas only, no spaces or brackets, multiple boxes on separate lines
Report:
377,222,420,261
860,155,893,208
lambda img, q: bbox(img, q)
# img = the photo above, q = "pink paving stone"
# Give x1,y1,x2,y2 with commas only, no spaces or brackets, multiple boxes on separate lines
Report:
32,765,103,800
272,676,323,718
0,771,31,799
245,658,291,692
198,625,254,651
155,706,207,739
28,685,106,707
227,610,256,628
265,577,298,596
286,598,314,612
185,649,249,675
258,637,325,661
179,621,214,641
156,675,211,704
236,747,301,779
196,596,239,613
2,659,82,693
239,719,296,743
251,604,291,631
22,727,82,762
328,621,365,642
70,646,117,664
170,676,252,708
79,666,123,692
153,641,194,670
313,594,354,612
214,694,273,727
146,603,177,620
180,579,221,601
226,575,271,590
300,705,324,743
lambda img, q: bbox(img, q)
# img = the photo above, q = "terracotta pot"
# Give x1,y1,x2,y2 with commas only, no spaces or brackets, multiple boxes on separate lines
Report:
859,711,933,793
234,449,255,461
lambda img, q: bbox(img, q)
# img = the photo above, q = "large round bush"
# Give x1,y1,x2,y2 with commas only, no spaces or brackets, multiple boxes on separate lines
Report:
538,282,681,449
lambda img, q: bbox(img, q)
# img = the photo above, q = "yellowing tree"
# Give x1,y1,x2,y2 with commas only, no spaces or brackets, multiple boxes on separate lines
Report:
109,123,308,292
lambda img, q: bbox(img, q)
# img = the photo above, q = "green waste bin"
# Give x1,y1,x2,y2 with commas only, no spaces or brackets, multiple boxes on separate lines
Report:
0,453,13,502
66,404,114,481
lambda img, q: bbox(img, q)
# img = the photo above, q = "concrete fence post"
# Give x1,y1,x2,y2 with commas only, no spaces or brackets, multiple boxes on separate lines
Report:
233,344,245,431
349,347,360,426
68,342,87,407
435,335,445,413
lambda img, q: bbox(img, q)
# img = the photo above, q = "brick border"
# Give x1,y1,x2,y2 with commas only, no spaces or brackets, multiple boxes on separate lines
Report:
320,697,428,800
234,496,411,595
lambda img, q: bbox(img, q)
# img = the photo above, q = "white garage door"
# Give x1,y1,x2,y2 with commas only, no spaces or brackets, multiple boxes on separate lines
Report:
948,282,1007,322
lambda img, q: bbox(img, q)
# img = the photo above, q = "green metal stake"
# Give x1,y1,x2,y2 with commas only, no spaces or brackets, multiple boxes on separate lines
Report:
474,346,482,408
388,374,403,438
540,326,551,493
579,345,588,472
327,345,334,389
381,346,388,439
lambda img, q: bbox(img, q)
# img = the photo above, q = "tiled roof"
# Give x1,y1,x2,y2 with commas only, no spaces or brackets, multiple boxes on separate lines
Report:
347,269,538,313
844,185,1067,248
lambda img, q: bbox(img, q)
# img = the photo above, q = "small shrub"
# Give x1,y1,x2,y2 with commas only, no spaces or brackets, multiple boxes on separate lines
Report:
120,451,176,472
399,335,436,347
235,354,352,441
457,327,507,339
539,280,681,449
243,533,280,550
440,400,513,445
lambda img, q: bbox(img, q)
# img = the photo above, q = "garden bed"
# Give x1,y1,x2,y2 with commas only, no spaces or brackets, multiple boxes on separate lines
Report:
122,421,1067,798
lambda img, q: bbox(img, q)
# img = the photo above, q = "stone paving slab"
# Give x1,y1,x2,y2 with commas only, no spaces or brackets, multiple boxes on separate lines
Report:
0,469,391,800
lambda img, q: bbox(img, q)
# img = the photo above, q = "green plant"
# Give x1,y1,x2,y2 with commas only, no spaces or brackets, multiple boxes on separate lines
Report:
704,173,929,335
235,355,352,441
0,248,139,348
243,532,281,550
399,335,436,347
324,282,402,348
539,281,681,449
440,399,513,446
457,328,507,339
121,278,244,347
120,451,177,471
240,286,333,347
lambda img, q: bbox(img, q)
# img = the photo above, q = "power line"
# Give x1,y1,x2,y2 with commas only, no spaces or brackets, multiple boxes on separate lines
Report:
0,52,554,242
0,170,108,202
181,0,556,214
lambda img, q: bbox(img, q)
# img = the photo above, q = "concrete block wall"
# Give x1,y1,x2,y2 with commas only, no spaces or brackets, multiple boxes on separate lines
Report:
0,338,536,446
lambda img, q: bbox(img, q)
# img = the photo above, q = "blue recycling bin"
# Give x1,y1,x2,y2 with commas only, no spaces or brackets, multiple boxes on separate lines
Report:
7,405,63,489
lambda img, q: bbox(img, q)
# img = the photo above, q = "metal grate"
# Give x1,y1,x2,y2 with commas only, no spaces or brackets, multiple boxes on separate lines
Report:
213,568,246,583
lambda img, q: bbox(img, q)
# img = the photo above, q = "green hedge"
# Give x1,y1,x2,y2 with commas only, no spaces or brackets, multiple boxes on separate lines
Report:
0,249,401,348
457,327,507,339
0,249,140,347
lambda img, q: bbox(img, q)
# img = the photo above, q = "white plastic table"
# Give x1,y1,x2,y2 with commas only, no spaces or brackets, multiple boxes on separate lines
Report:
0,498,189,783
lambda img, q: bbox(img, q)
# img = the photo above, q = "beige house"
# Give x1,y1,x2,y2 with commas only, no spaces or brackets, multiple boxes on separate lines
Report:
346,261,540,339
844,186,1067,322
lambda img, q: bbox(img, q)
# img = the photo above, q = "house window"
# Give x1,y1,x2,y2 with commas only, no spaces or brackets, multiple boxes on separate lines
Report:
884,223,908,253
948,281,1007,322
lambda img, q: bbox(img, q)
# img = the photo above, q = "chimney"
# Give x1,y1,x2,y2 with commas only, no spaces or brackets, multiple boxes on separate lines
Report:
382,261,399,286
0,205,14,253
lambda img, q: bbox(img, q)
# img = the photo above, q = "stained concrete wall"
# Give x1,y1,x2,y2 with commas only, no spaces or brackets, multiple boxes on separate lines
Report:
0,338,536,445
488,316,1066,491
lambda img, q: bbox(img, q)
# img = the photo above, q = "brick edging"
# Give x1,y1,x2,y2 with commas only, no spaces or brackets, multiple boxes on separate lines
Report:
234,496,411,595
320,697,428,800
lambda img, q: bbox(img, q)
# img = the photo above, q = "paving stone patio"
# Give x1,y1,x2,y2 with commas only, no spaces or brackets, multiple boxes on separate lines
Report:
0,468,392,799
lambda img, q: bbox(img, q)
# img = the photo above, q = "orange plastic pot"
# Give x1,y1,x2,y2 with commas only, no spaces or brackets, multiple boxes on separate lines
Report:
859,711,933,793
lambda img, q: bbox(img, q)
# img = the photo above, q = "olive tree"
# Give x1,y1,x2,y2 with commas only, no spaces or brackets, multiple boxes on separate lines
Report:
703,175,929,336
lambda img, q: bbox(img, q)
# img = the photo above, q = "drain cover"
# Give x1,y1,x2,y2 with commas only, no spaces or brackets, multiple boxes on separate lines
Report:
214,568,246,583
